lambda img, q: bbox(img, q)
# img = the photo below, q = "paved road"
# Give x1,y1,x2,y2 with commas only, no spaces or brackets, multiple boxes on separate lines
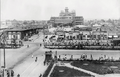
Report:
1,43,40,69
1,33,48,77
13,47,47,77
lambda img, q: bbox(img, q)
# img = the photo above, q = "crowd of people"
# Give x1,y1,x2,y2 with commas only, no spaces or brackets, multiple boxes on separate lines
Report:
44,39,120,49
56,54,120,62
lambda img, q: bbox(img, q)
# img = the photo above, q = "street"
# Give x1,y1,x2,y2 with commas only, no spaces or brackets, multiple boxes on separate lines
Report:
0,33,48,77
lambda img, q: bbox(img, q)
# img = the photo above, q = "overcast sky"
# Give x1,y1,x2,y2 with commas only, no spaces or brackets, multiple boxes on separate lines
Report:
1,0,120,21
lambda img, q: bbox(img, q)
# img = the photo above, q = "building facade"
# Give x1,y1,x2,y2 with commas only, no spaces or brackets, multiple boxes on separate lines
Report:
49,7,84,26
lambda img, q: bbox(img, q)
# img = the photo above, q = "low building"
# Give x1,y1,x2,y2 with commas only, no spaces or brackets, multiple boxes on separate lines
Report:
4,24,43,41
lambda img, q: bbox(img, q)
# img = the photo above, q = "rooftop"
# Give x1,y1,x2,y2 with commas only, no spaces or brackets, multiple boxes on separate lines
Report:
5,24,44,32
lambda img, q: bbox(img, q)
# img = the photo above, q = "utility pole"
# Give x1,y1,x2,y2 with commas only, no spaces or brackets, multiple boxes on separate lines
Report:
3,39,6,68
0,46,1,77
0,33,2,76
2,32,6,69
2,32,6,77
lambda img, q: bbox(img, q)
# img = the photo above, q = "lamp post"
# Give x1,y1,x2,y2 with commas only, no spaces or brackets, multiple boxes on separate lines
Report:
3,39,6,68
0,32,6,77
0,38,1,77
2,32,6,77
3,32,6,77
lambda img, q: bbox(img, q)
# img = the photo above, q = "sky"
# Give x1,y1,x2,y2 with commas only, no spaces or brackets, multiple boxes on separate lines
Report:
1,0,120,21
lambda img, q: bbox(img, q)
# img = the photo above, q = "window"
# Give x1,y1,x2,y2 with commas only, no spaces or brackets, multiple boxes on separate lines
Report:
73,36,75,39
83,35,85,40
77,35,79,39
98,35,100,40
94,35,96,39
104,35,107,40
70,36,72,40
87,35,90,38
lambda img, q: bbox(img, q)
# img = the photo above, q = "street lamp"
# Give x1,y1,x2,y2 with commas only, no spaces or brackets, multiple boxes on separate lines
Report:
0,35,1,77
3,39,6,68
0,32,6,66
1,32,6,77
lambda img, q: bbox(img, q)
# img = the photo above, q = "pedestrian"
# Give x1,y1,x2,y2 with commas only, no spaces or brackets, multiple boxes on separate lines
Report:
44,61,45,65
40,43,41,47
11,70,14,77
7,70,10,77
32,55,34,58
27,45,29,48
90,54,93,60
71,55,73,60
17,74,20,77
47,62,49,65
35,57,38,62
59,55,61,59
39,74,42,77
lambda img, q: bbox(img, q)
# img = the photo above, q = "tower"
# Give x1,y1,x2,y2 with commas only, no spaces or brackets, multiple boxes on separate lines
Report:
65,7,69,13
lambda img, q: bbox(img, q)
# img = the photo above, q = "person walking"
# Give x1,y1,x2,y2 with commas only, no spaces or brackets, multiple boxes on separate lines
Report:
32,55,34,58
43,61,45,65
40,43,41,47
27,45,29,48
35,57,38,62
11,70,14,77
7,70,10,77
17,74,20,77
39,74,42,77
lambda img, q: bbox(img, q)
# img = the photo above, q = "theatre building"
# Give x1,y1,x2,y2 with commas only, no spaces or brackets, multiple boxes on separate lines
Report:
49,7,84,27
